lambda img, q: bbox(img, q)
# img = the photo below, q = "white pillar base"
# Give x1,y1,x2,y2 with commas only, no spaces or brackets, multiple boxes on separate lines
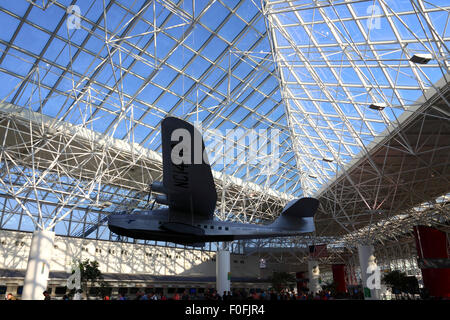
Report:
358,245,381,300
216,250,230,297
22,230,55,300
308,260,321,294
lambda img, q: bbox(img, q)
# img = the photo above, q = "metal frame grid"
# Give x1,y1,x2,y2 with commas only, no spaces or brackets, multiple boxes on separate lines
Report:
0,0,448,254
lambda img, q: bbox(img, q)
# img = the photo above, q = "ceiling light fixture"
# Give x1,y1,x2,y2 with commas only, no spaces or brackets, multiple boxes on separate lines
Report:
410,53,432,64
369,104,386,111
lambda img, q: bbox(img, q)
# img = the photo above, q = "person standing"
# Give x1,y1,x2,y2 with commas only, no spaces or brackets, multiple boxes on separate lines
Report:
6,293,17,300
43,291,51,300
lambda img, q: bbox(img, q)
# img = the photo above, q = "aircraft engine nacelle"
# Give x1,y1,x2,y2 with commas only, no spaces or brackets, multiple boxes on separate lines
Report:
151,181,166,194
155,194,169,205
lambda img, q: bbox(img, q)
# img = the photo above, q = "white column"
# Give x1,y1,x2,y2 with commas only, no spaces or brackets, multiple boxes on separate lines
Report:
216,250,230,297
308,260,321,294
358,245,381,300
22,230,55,300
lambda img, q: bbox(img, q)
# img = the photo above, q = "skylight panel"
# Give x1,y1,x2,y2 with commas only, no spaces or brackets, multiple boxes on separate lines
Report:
184,55,210,79
136,82,162,102
0,11,20,41
219,14,247,43
14,22,51,55
201,36,228,61
170,75,194,96
199,1,229,30
28,3,65,31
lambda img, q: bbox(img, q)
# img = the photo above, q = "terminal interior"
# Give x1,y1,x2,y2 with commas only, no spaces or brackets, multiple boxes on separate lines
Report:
0,0,449,300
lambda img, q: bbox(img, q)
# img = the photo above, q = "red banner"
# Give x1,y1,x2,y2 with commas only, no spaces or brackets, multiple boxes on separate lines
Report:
309,244,328,258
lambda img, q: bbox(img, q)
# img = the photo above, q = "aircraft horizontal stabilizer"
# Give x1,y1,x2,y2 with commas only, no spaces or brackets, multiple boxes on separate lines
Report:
269,197,319,232
281,197,319,218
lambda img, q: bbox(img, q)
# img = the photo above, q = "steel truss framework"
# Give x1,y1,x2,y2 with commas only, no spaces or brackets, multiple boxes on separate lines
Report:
0,0,448,259
243,201,450,273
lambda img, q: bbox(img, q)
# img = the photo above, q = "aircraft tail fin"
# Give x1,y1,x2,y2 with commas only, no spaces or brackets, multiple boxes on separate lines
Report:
270,197,319,231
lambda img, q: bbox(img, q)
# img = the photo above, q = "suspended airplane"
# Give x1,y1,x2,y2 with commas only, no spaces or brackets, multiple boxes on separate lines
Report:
108,117,319,247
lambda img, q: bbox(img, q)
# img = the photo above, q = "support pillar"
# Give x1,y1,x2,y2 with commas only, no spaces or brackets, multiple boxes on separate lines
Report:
216,250,230,297
413,226,450,298
307,260,321,294
358,245,381,300
332,264,347,294
22,230,55,300
296,271,308,294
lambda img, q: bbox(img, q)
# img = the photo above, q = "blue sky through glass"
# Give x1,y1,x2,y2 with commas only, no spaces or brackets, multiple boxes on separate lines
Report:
0,0,448,235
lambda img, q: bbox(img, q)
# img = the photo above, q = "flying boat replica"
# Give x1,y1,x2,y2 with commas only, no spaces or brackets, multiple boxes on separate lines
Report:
108,117,319,247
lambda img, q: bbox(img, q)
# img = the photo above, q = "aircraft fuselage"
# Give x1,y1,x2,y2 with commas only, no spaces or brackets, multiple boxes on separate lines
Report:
108,209,314,245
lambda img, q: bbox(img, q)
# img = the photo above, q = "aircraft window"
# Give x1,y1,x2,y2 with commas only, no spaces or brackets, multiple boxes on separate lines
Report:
210,226,214,229
218,227,222,230
225,227,229,231
204,225,207,229
158,221,162,225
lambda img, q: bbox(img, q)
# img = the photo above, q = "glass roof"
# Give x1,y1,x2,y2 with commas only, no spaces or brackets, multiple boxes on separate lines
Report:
0,0,302,198
0,0,448,241
266,0,449,195
0,0,448,198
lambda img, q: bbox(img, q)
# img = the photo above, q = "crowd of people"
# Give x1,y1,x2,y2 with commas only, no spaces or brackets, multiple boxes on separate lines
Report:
98,288,365,301
7,287,437,300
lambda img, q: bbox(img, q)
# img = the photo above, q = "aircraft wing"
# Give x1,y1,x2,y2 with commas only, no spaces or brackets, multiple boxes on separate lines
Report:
161,117,217,218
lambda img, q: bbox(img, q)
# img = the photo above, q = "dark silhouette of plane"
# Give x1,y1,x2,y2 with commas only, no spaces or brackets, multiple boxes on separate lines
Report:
108,117,319,247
